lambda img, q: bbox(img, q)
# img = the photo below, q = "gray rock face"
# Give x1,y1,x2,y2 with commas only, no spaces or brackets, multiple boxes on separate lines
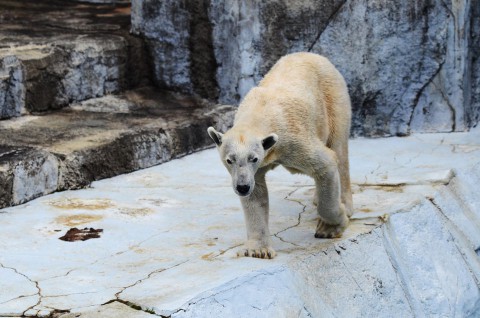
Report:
131,0,218,100
0,146,58,207
313,0,449,136
209,0,345,104
132,0,479,136
1,38,129,115
0,0,149,119
0,56,25,118
471,2,480,128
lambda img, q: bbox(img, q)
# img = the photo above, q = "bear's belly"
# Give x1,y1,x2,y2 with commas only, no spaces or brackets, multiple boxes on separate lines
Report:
284,166,304,175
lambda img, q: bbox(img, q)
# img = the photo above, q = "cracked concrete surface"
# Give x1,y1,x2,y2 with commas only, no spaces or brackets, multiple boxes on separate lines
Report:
0,129,479,317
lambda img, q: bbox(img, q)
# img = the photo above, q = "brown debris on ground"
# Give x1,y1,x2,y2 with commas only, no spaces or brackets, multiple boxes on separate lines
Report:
59,227,103,242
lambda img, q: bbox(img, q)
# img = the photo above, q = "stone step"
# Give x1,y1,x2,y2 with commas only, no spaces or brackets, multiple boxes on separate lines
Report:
0,87,235,208
0,0,149,119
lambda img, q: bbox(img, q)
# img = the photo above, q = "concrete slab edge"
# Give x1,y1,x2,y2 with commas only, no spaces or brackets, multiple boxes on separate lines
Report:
0,105,235,209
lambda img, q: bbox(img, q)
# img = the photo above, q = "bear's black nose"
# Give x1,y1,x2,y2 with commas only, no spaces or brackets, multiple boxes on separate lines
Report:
236,185,250,195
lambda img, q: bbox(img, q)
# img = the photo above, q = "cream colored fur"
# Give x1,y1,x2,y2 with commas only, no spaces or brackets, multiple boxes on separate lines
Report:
208,52,353,259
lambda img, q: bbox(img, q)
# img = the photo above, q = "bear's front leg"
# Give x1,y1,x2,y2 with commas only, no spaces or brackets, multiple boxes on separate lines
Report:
237,169,276,259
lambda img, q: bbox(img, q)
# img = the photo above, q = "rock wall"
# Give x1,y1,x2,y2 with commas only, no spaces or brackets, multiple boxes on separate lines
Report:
0,56,25,119
0,0,149,120
132,0,479,137
0,39,128,117
131,0,218,100
471,1,480,128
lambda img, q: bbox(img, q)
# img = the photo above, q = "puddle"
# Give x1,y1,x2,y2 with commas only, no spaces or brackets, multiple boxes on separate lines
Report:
59,227,103,242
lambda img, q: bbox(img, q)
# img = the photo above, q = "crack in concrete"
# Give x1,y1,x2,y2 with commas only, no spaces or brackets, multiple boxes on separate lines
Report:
213,243,243,259
113,260,190,317
335,244,365,293
0,293,38,306
302,305,314,317
41,230,171,282
273,188,308,247
103,299,158,316
164,267,286,317
0,262,42,316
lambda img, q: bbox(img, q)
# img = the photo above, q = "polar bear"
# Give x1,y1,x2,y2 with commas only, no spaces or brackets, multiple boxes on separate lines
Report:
208,52,353,259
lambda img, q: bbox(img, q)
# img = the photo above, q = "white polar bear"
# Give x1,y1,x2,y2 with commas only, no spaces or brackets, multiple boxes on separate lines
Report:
208,52,353,259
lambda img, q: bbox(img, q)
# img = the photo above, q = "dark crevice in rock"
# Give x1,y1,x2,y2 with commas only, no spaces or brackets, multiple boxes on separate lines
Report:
407,60,445,135
187,0,219,101
259,0,346,79
431,79,456,131
470,0,480,128
307,0,346,52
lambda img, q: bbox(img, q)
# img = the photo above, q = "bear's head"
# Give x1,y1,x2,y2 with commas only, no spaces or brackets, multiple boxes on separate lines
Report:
207,127,277,197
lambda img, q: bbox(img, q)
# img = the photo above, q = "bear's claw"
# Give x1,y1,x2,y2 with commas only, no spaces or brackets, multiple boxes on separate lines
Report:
238,246,276,259
315,219,347,239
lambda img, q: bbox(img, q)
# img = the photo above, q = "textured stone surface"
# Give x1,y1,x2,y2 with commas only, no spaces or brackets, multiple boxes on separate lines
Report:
0,129,479,317
209,0,345,104
471,1,480,128
0,55,25,118
0,0,149,119
0,146,58,207
0,87,235,208
132,0,479,136
312,0,449,136
131,0,218,100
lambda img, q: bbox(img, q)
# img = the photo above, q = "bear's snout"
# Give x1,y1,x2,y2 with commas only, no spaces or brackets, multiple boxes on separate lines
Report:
236,184,251,196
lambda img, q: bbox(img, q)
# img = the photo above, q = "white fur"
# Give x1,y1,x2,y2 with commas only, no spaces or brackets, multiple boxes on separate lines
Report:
208,52,353,259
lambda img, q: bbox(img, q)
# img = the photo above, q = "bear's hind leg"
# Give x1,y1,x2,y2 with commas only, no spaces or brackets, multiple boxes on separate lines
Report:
331,139,353,217
310,147,349,238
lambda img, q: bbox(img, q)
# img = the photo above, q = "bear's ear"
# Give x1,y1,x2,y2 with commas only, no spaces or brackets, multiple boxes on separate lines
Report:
262,133,278,151
207,127,223,146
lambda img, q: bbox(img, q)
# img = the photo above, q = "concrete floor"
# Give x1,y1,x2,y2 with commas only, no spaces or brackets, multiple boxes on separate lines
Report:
1,129,480,317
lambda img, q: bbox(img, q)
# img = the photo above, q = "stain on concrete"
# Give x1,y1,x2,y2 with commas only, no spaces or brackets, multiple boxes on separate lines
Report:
59,227,103,242
201,252,215,261
118,207,154,217
48,198,114,210
55,214,103,227
452,144,480,153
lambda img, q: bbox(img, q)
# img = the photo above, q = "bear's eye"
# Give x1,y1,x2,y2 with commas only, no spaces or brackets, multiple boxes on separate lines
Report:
251,157,258,163
226,159,233,165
